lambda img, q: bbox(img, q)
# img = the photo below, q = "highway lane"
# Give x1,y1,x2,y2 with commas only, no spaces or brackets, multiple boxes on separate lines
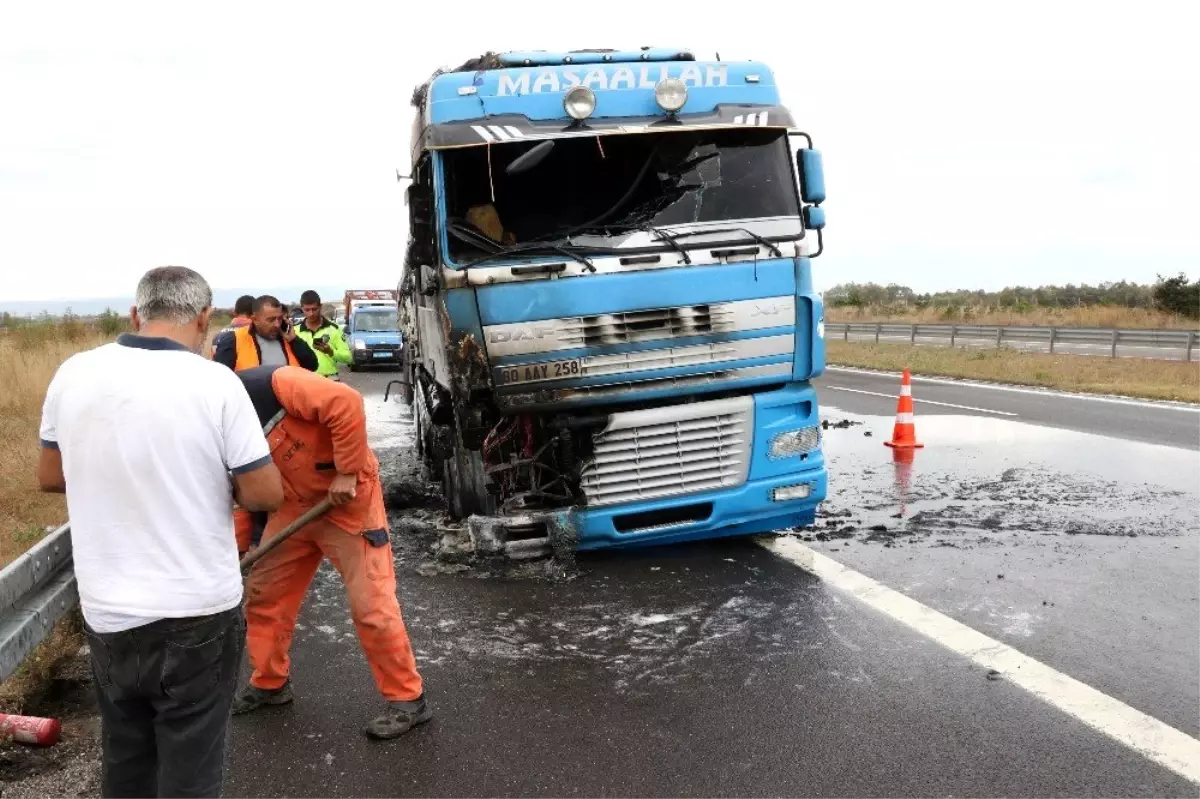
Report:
222,370,1200,797
819,366,1200,449
840,331,1195,362
809,396,1200,740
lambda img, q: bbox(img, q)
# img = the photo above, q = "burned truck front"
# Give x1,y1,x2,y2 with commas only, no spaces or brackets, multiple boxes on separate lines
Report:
399,49,829,554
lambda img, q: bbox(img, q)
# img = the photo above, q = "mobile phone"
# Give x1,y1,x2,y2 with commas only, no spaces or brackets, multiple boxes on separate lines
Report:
280,318,291,334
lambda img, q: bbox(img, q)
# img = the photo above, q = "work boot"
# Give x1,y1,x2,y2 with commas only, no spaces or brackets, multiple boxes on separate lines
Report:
364,694,432,740
231,681,294,715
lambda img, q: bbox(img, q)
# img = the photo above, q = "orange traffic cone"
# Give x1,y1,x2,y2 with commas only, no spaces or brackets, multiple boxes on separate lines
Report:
884,369,923,449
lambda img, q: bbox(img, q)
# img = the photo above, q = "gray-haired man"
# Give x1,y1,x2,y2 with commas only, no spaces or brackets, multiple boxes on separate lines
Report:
37,266,284,798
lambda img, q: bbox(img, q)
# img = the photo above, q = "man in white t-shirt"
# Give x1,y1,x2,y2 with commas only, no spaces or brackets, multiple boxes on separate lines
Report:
37,265,284,799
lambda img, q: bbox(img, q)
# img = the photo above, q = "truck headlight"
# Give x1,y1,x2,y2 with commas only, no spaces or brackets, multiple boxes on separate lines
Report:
768,426,821,460
655,78,687,112
353,339,366,351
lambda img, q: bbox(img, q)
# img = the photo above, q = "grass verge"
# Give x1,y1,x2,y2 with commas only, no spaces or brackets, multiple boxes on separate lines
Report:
825,341,1200,403
0,332,115,569
1,330,105,709
0,613,84,714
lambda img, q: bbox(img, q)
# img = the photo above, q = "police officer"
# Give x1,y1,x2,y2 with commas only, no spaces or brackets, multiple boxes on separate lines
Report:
294,290,352,380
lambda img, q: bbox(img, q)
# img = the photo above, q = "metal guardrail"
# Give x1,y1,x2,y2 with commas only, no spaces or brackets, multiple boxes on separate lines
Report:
0,524,78,682
826,323,1199,361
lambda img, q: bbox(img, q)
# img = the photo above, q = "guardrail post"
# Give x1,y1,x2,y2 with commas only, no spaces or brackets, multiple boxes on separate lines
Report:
996,327,1003,349
950,324,957,347
1187,331,1196,362
1111,328,1118,358
875,323,881,344
910,324,916,345
1049,327,1056,354
843,324,849,342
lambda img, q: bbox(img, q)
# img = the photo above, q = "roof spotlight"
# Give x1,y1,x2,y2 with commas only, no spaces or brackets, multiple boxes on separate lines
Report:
655,78,688,113
564,85,596,121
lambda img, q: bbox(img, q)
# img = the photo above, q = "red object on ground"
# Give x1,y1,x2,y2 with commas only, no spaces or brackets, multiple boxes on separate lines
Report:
884,368,924,449
0,713,62,746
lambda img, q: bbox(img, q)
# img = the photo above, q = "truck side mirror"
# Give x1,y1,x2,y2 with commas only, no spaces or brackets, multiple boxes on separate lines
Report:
406,185,437,267
803,205,826,231
407,185,432,224
796,148,826,205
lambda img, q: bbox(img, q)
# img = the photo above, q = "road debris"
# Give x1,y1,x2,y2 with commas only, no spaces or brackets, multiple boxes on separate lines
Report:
821,418,862,430
800,408,1198,552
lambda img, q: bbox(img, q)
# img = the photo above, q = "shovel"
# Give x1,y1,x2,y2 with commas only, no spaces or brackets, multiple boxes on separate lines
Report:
239,498,335,576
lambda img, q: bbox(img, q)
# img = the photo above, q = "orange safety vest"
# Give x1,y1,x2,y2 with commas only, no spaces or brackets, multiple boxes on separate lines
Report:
232,325,300,372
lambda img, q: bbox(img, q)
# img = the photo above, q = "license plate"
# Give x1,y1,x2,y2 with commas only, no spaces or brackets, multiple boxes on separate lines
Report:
497,358,584,385
373,351,393,359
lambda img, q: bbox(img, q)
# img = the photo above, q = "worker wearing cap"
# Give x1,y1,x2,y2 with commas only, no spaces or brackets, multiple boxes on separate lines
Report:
230,364,429,739
294,290,351,379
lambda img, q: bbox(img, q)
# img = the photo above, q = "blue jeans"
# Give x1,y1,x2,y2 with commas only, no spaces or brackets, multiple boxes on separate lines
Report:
85,607,245,798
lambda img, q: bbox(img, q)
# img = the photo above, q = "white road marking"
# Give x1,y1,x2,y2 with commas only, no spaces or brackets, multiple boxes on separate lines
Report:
825,385,1018,416
824,366,1200,412
760,536,1200,785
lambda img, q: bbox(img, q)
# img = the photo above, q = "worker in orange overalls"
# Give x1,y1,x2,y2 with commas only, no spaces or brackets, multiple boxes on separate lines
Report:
230,364,429,740
217,295,320,564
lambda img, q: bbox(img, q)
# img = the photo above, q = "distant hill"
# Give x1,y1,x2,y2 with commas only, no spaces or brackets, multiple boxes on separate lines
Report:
0,286,348,317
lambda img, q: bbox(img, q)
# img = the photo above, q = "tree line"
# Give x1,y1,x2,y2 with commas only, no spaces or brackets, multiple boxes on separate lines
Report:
825,273,1199,319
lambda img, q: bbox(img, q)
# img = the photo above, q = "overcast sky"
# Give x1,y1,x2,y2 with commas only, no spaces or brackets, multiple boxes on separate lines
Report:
2,1,1197,302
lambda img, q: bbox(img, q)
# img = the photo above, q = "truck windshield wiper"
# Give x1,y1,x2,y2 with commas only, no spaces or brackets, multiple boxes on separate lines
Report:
446,219,598,272
665,227,784,258
581,223,694,265
462,242,597,273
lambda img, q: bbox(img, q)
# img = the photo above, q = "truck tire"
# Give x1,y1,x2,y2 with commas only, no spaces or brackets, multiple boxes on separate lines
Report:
443,433,491,520
349,363,360,373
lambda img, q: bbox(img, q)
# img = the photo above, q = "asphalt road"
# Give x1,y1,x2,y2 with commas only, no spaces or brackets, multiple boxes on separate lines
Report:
223,368,1200,798
841,331,1195,362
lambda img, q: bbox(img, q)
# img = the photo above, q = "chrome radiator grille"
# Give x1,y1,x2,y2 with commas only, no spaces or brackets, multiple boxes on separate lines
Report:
561,304,733,348
484,296,795,358
580,396,753,507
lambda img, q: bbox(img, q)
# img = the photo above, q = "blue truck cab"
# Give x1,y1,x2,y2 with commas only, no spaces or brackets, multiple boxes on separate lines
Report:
399,48,828,554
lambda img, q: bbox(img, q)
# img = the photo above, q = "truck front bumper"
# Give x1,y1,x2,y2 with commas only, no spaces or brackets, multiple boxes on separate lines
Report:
467,382,827,553
467,466,826,555
573,465,827,549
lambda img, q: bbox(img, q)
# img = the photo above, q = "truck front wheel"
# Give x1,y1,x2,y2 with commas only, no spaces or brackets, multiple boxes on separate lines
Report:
443,431,492,520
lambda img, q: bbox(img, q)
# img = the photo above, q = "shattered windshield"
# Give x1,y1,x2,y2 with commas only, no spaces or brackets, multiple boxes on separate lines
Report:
353,310,399,333
440,128,800,262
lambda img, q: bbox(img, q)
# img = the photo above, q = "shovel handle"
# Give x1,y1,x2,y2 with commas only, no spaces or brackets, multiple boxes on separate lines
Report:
239,498,335,574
